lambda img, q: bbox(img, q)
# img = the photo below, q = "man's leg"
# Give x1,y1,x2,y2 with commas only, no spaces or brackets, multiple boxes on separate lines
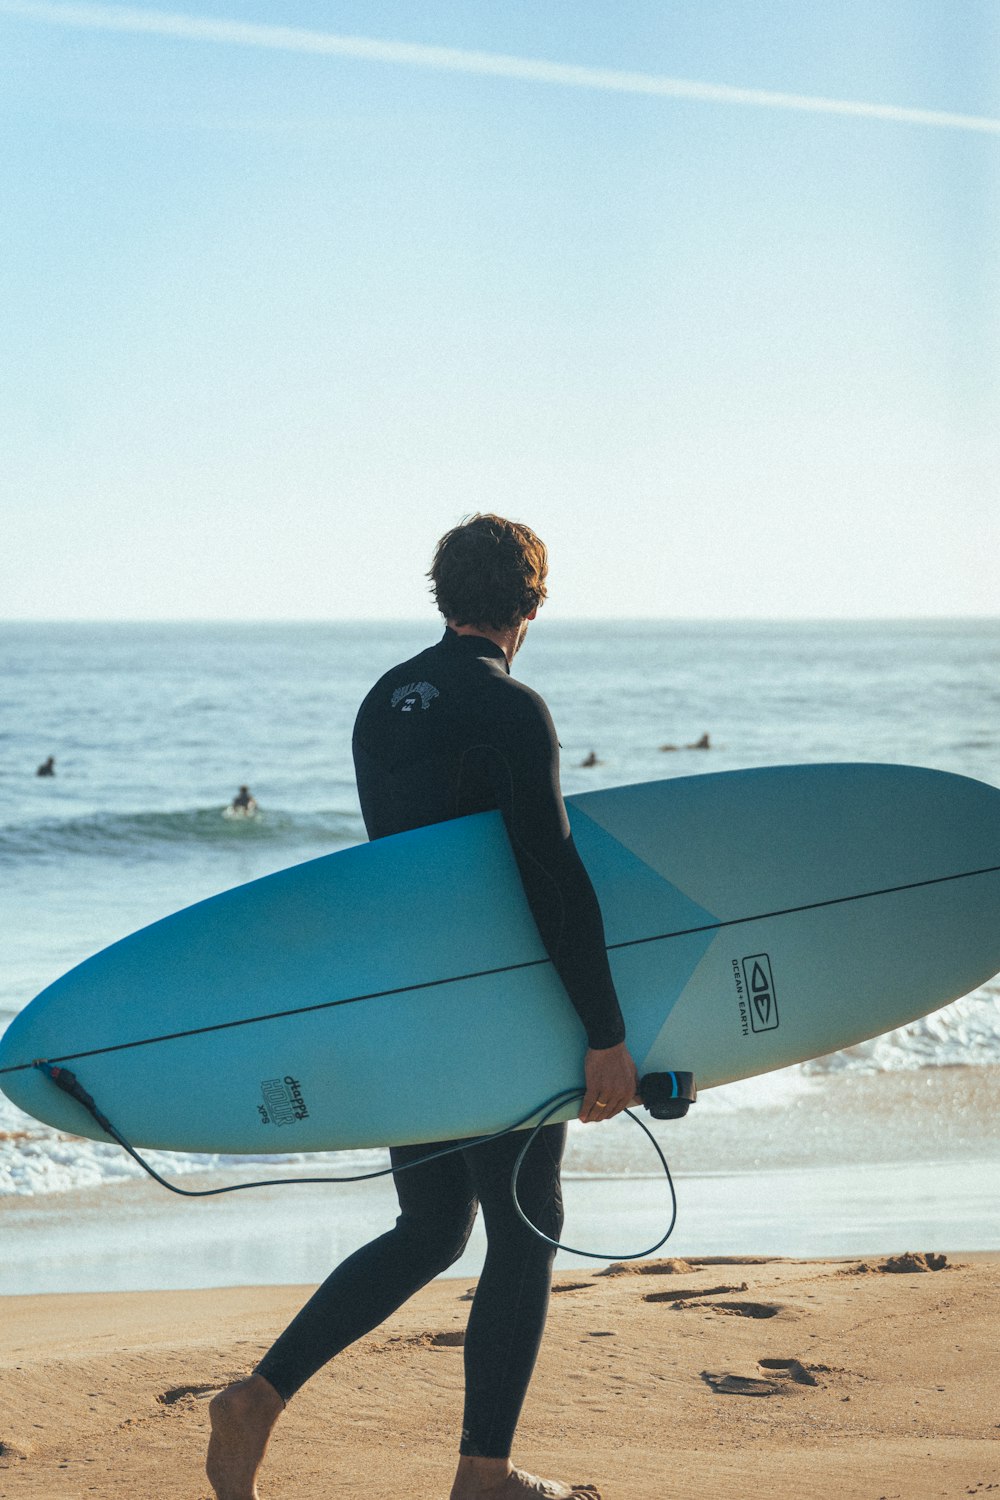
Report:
449,1124,600,1500
207,1142,477,1500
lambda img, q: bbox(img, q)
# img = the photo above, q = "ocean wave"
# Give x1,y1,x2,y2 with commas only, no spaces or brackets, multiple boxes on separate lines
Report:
0,806,365,862
803,980,1000,1074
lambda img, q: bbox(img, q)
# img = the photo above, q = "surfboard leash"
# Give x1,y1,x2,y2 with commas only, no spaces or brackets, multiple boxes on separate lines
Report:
32,1058,695,1262
507,1087,684,1261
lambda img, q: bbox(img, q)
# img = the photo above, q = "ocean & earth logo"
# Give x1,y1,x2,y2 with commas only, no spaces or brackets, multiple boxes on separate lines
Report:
742,954,779,1032
732,953,780,1036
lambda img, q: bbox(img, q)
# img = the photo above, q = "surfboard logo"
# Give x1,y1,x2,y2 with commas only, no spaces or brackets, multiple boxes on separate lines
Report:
390,681,440,712
741,954,779,1032
258,1075,310,1125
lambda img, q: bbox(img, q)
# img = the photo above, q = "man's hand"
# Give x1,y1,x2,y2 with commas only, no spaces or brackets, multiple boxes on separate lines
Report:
579,1041,639,1123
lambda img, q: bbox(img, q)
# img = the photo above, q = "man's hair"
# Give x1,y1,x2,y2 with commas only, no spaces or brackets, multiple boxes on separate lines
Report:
429,514,548,630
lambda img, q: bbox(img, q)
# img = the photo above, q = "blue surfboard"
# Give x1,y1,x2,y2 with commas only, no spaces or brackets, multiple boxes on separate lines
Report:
1,763,998,1152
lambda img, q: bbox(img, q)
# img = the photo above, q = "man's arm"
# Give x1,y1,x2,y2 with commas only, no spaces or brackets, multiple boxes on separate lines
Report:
472,687,638,1119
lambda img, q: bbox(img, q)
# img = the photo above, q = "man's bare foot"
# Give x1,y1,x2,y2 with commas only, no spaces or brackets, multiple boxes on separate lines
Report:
450,1456,601,1499
206,1374,284,1500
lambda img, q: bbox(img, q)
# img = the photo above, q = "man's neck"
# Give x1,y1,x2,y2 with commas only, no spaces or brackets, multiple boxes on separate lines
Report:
446,620,522,667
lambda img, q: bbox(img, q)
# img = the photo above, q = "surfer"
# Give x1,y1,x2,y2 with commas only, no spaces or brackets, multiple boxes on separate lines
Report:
35,755,55,777
228,785,258,816
206,515,634,1500
659,733,711,752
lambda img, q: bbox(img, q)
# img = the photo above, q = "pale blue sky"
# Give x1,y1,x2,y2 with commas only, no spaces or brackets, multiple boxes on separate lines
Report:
2,1,998,620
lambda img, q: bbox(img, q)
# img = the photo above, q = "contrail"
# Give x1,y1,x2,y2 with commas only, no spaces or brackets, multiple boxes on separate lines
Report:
2,0,999,136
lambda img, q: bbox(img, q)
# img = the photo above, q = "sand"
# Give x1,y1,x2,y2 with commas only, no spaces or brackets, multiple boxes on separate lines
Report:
2,1252,999,1500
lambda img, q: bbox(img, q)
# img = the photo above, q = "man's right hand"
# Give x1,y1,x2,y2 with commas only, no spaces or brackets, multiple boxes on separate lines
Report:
579,1041,639,1123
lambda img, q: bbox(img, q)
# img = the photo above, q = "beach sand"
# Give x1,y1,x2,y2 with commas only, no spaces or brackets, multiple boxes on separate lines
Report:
3,1252,998,1499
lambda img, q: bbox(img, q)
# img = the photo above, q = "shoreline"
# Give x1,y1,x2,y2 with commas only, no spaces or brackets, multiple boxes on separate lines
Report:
3,1066,999,1296
3,1254,999,1499
3,1153,998,1297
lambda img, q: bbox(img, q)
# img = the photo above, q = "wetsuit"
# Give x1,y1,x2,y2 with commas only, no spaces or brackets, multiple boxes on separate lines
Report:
256,628,624,1456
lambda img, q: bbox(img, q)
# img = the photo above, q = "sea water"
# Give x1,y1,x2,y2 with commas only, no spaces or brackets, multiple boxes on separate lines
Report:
1,620,998,1284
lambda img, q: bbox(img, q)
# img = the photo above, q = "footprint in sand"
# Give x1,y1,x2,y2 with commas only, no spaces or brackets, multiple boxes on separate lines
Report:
671,1299,783,1319
157,1383,219,1405
841,1251,951,1276
380,1332,467,1356
597,1257,694,1277
388,1330,465,1350
702,1358,819,1396
0,1440,35,1460
702,1372,780,1397
710,1301,783,1318
643,1282,748,1304
757,1357,819,1386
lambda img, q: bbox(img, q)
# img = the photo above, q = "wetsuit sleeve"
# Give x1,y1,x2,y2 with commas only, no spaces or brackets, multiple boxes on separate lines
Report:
471,690,626,1051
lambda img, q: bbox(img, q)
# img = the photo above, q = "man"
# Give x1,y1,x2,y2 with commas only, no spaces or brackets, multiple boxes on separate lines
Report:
207,515,638,1500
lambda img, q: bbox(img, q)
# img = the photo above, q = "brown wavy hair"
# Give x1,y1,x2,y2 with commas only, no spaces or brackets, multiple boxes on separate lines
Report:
428,514,548,630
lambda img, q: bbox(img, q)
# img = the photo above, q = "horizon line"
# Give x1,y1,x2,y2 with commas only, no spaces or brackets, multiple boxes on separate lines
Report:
2,615,997,627
2,0,999,135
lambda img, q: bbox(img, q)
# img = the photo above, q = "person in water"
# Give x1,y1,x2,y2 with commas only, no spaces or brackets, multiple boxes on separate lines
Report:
229,786,257,815
206,515,637,1500
659,733,711,752
36,755,55,777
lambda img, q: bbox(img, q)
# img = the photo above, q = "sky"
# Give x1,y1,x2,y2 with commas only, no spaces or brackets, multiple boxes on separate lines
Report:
2,0,998,620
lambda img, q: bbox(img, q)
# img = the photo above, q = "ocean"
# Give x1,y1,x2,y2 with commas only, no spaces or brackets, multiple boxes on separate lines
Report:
2,619,998,1290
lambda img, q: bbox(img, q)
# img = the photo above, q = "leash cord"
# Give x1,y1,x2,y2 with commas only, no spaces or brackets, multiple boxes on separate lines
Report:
34,1062,676,1260
509,1091,677,1260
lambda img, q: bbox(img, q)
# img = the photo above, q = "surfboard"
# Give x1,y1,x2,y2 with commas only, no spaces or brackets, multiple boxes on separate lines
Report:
2,763,998,1154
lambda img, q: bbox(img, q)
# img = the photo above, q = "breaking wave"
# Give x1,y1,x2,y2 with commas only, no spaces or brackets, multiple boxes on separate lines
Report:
0,806,365,864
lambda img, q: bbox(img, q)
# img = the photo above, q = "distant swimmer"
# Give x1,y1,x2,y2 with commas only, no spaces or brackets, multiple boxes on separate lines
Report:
659,734,711,752
227,785,258,817
580,750,602,768
36,756,55,777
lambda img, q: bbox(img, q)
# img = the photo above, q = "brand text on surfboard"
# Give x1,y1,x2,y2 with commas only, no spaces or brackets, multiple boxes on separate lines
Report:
258,1075,311,1125
732,953,780,1035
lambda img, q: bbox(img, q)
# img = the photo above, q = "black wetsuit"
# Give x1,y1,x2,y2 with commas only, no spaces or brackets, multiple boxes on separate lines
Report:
256,628,624,1457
